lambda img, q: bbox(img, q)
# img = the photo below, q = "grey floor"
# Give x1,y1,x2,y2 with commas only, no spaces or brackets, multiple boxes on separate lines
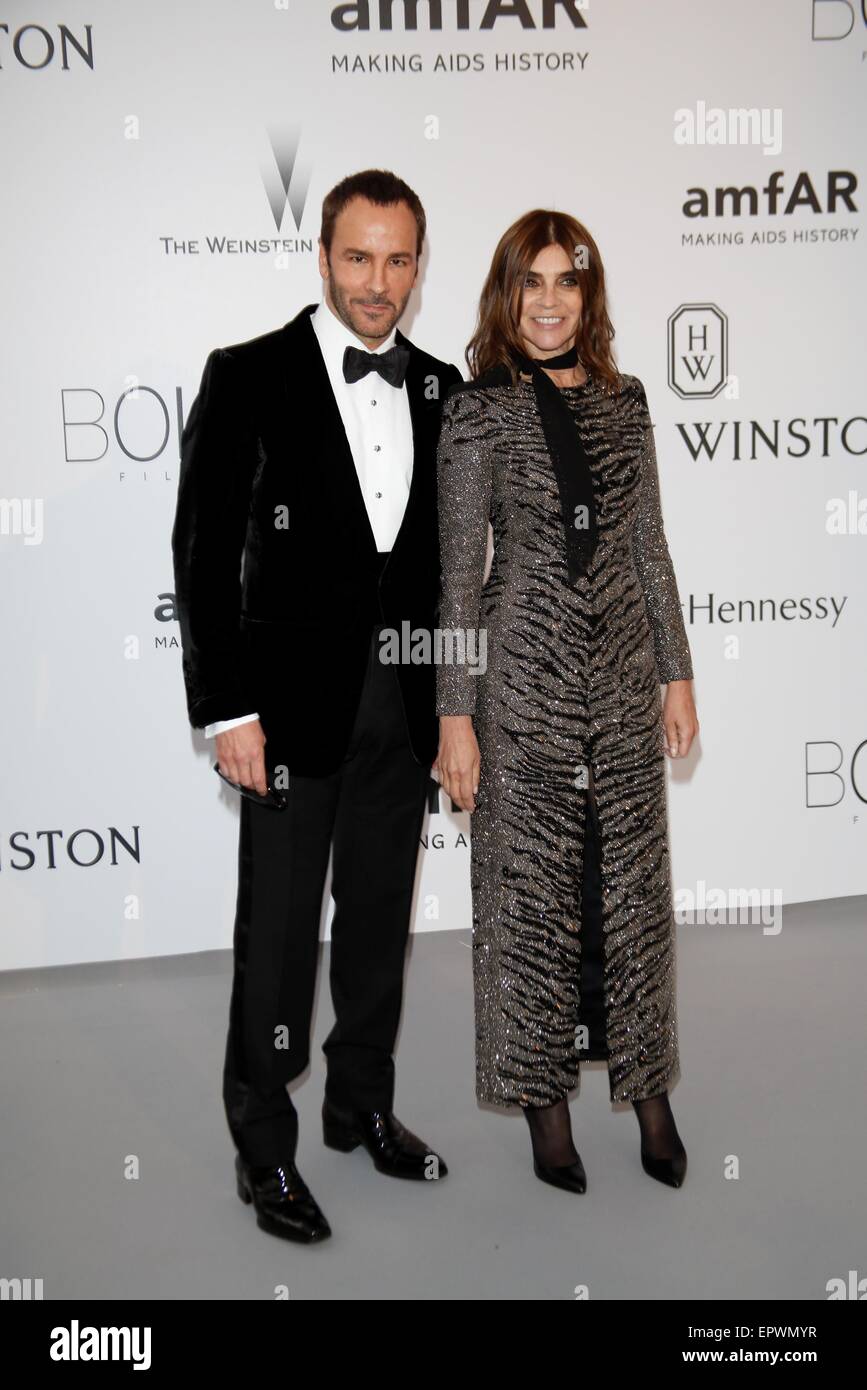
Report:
2,896,865,1301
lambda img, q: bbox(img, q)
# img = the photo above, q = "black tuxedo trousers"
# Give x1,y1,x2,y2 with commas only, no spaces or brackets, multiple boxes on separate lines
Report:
223,608,431,1166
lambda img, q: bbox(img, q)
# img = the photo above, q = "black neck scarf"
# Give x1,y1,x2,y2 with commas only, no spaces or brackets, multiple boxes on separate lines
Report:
476,344,598,581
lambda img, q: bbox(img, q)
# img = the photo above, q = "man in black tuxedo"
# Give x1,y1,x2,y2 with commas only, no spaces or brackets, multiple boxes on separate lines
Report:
172,169,462,1243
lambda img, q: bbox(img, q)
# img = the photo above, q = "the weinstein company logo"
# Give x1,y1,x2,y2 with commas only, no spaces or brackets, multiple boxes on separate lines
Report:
667,304,728,399
262,127,312,233
160,127,314,258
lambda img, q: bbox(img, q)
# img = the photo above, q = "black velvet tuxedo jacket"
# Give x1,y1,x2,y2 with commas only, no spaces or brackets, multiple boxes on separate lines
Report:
171,303,463,777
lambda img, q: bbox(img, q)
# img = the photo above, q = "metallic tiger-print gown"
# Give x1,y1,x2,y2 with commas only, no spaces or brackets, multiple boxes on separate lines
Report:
435,372,694,1107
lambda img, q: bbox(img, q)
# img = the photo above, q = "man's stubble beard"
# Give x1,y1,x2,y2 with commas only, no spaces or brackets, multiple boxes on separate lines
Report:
327,273,411,344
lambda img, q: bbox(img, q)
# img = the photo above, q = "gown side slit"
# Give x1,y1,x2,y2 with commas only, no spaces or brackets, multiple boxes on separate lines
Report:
576,756,610,1063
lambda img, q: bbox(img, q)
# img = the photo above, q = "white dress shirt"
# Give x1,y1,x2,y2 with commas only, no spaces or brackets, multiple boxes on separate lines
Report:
204,297,414,739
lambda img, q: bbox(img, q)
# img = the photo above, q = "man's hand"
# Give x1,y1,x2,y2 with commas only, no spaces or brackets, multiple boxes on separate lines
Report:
216,719,268,795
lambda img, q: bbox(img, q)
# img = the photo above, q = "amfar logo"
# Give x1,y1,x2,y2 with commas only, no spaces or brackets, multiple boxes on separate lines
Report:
0,23,93,69
155,591,180,649
262,128,311,232
668,304,728,399
682,170,857,217
331,0,589,30
811,0,867,40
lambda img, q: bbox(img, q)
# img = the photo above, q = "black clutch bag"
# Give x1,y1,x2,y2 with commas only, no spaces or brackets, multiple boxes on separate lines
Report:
213,762,288,811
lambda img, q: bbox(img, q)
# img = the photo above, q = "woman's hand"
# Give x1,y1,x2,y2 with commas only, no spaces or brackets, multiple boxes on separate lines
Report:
437,714,481,812
662,680,699,759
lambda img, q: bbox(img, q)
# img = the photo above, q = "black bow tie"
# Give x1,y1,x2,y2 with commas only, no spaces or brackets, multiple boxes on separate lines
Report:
343,342,410,388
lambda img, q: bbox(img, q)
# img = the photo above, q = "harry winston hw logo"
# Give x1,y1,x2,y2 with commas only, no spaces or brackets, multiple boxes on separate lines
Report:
667,303,728,399
261,127,312,232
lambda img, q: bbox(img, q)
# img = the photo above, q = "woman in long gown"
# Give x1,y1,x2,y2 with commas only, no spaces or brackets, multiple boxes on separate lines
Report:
435,210,699,1193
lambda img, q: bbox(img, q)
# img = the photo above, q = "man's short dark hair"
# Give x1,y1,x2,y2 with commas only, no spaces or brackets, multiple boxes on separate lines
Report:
320,169,426,258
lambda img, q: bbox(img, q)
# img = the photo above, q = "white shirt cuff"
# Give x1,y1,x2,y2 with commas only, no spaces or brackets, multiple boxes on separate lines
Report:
204,713,260,739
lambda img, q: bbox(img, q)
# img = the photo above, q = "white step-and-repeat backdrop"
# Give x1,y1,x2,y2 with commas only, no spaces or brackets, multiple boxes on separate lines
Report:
2,1,865,969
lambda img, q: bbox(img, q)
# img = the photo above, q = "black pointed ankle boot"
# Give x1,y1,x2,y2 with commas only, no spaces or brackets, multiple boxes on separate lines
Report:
632,1092,687,1189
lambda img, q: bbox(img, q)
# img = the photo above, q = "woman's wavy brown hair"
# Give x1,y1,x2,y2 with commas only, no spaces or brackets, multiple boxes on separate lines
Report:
467,209,623,394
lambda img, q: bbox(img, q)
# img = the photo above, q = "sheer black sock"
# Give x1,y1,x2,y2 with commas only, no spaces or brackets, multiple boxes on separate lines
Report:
632,1092,685,1161
523,1097,579,1167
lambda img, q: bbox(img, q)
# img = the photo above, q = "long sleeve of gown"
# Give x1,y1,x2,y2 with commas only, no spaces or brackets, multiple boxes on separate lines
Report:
435,387,494,717
630,378,694,684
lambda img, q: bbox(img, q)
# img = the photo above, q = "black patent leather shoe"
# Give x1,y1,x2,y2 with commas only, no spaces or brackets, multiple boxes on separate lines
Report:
533,1154,587,1194
235,1154,331,1242
640,1145,687,1189
322,1100,447,1181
